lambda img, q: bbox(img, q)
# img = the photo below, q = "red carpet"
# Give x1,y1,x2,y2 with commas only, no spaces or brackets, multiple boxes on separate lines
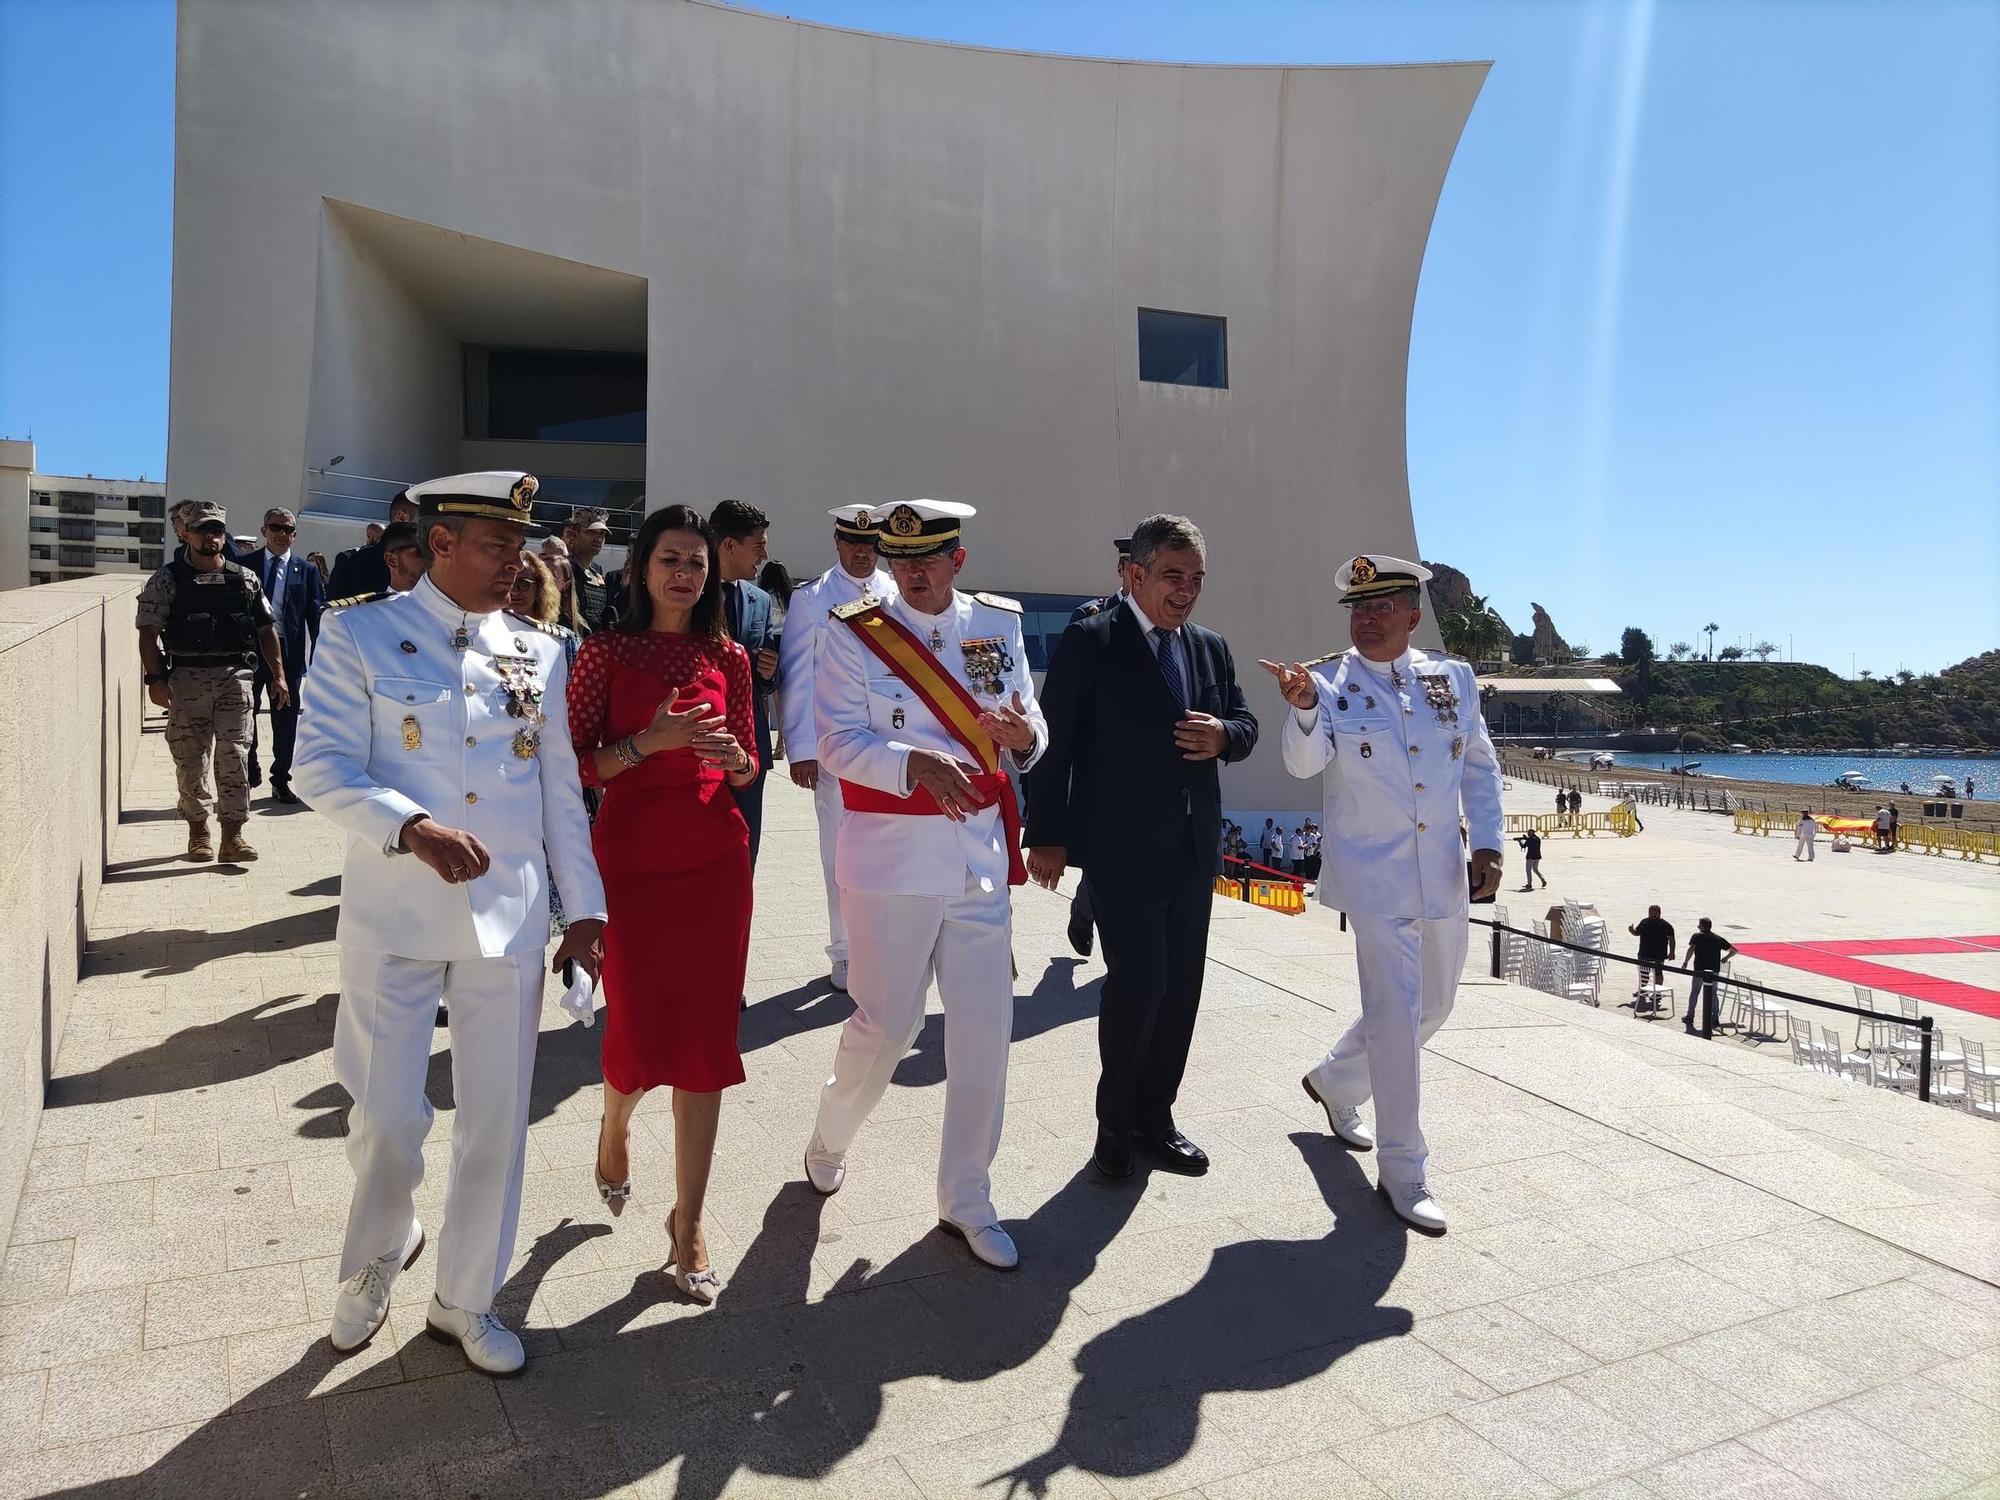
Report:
1734,936,2000,1020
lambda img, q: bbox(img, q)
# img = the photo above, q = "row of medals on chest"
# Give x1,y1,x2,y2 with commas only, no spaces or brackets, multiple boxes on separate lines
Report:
881,613,1013,731
397,624,544,759
1337,663,1464,761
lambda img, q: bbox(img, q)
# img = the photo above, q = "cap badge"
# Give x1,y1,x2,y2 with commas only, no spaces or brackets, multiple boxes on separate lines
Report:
1349,556,1377,585
509,475,539,507
887,505,923,538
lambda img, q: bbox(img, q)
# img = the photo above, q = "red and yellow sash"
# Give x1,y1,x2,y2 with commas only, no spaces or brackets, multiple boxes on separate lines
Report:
838,606,1027,886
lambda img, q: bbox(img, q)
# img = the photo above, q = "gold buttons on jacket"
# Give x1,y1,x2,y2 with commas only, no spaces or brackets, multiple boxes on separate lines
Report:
1409,746,1420,756
1417,822,1428,832
1414,783,1426,792
465,737,477,748
465,792,478,804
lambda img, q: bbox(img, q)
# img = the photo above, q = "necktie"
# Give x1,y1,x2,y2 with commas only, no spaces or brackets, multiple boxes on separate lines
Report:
1154,628,1186,711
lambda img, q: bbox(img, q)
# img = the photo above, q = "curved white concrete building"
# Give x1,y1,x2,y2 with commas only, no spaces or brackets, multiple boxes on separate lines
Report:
169,0,1485,810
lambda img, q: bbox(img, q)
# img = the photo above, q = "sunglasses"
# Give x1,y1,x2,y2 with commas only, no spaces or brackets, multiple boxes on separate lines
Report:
191,524,229,537
264,523,296,534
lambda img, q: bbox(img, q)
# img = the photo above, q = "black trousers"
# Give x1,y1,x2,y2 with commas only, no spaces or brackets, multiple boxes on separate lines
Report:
253,666,299,785
1068,877,1094,939
1090,824,1213,1137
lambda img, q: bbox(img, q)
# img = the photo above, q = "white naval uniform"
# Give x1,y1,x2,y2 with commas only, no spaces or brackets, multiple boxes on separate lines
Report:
810,590,1046,1228
1283,646,1502,1185
294,575,606,1313
777,563,896,975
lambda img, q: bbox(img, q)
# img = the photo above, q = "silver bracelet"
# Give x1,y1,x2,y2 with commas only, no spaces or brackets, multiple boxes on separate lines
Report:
611,736,646,768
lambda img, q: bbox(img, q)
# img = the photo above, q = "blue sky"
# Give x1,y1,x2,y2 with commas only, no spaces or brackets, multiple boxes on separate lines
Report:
1,0,1994,676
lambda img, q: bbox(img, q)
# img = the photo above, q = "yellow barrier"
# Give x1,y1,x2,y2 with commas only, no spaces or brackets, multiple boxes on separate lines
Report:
1213,875,1307,915
1732,810,1997,862
1503,805,1639,839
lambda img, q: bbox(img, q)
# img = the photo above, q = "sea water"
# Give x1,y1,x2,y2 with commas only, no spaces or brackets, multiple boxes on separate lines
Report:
1606,752,1994,801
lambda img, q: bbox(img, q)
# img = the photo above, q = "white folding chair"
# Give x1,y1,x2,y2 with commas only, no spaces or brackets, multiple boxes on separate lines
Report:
1824,1025,1869,1083
1962,1039,2000,1089
1968,1069,2000,1123
1742,988,1794,1043
1868,1021,1921,1094
1851,988,1877,1052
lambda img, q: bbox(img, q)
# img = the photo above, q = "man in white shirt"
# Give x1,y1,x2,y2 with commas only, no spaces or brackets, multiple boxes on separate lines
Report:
1262,555,1503,1236
776,507,895,991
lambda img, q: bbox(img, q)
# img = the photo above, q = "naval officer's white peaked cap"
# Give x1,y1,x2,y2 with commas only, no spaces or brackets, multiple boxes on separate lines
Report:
868,500,977,557
405,471,542,529
1336,553,1432,604
828,504,880,541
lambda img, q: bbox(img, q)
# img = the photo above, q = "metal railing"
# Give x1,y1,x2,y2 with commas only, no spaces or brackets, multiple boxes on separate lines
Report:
1731,809,1998,862
1504,806,1641,838
1468,915,1937,1102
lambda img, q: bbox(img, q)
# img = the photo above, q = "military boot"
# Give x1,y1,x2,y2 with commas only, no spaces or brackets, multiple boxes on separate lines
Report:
186,822,214,862
218,826,259,863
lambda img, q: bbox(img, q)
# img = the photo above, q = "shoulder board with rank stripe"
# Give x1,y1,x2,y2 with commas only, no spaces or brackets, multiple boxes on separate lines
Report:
325,590,393,611
502,610,552,634
972,591,1023,613
831,596,882,621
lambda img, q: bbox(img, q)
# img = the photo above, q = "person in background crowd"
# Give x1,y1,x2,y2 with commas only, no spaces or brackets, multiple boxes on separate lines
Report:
327,490,419,600
1683,918,1736,1038
709,500,782,868
1628,905,1676,989
775,506,895,993
563,506,624,631
1266,553,1502,1236
1872,805,1892,851
1567,788,1582,819
1555,788,1567,823
295,470,604,1376
507,551,579,664
1887,803,1899,847
248,506,325,804
139,501,287,863
536,535,589,637
382,522,427,595
1261,818,1281,868
1304,820,1323,881
757,560,797,759
1516,827,1547,889
1794,808,1818,861
570,505,757,1305
805,500,1045,1270
364,523,384,545
1028,513,1258,1183
1054,534,1134,960
306,551,331,587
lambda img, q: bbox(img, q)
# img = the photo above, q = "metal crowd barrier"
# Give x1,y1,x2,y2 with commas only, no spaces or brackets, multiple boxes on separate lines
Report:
1217,856,1307,915
1732,809,1998,861
1468,915,1936,1102
1504,806,1641,838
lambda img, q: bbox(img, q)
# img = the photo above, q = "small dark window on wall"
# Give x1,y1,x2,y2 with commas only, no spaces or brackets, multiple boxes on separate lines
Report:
1138,309,1227,388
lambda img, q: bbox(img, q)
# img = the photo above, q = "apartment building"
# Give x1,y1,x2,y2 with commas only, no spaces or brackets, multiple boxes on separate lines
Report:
0,439,169,591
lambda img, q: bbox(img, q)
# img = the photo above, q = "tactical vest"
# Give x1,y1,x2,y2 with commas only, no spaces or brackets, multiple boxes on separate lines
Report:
575,565,619,632
163,557,261,669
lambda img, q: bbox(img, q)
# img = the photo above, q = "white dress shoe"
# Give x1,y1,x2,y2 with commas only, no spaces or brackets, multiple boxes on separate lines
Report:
1378,1178,1447,1236
940,1219,1019,1270
424,1294,526,1376
803,1133,847,1195
1302,1073,1375,1151
328,1217,423,1353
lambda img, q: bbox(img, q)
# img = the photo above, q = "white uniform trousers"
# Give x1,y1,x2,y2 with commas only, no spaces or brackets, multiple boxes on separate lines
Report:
814,774,848,969
1795,833,1815,861
812,876,1012,1228
1307,915,1469,1186
334,947,544,1314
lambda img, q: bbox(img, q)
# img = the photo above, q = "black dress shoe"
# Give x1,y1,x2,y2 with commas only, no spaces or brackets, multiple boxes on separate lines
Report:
1067,921,1093,959
1140,1131,1209,1176
1092,1128,1134,1180
270,782,300,805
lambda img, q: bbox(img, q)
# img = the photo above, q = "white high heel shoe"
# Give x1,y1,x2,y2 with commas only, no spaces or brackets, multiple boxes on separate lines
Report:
666,1207,722,1305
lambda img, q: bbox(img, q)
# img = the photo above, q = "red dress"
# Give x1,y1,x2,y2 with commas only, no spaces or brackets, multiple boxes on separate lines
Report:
569,629,756,1094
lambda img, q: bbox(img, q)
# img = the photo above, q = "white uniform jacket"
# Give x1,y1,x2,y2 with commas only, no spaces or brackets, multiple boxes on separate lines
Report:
777,564,895,761
815,591,1047,898
295,575,606,961
1281,646,1502,921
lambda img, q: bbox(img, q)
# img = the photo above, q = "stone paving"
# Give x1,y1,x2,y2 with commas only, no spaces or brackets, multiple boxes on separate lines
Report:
2,724,1997,1498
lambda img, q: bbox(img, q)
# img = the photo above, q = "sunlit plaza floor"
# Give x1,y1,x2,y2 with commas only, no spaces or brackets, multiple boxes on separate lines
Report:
2,723,1996,1498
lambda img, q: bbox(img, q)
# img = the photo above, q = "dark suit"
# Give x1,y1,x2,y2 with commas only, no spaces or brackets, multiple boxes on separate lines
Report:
725,578,779,867
1056,593,1122,949
1025,599,1258,1138
248,547,325,789
325,542,389,602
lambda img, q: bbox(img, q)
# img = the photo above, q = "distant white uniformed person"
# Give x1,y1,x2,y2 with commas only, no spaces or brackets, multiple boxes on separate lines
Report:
801,500,1046,1269
775,506,896,992
1260,555,1503,1235
294,470,606,1373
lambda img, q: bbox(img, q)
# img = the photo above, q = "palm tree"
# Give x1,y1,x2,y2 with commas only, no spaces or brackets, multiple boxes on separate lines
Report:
1438,595,1506,665
1702,622,1720,660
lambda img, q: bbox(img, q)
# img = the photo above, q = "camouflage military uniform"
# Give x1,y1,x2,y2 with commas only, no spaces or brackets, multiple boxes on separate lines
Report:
137,565,274,831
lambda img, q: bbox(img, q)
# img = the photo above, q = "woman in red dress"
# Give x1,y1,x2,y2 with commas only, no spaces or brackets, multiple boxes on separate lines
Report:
568,504,756,1303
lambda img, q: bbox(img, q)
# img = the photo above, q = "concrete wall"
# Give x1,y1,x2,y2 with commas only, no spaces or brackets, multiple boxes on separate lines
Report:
0,577,144,1244
0,439,32,591
171,0,1486,809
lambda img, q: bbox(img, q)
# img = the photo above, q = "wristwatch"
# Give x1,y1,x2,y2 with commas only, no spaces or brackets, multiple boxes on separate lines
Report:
144,670,170,686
